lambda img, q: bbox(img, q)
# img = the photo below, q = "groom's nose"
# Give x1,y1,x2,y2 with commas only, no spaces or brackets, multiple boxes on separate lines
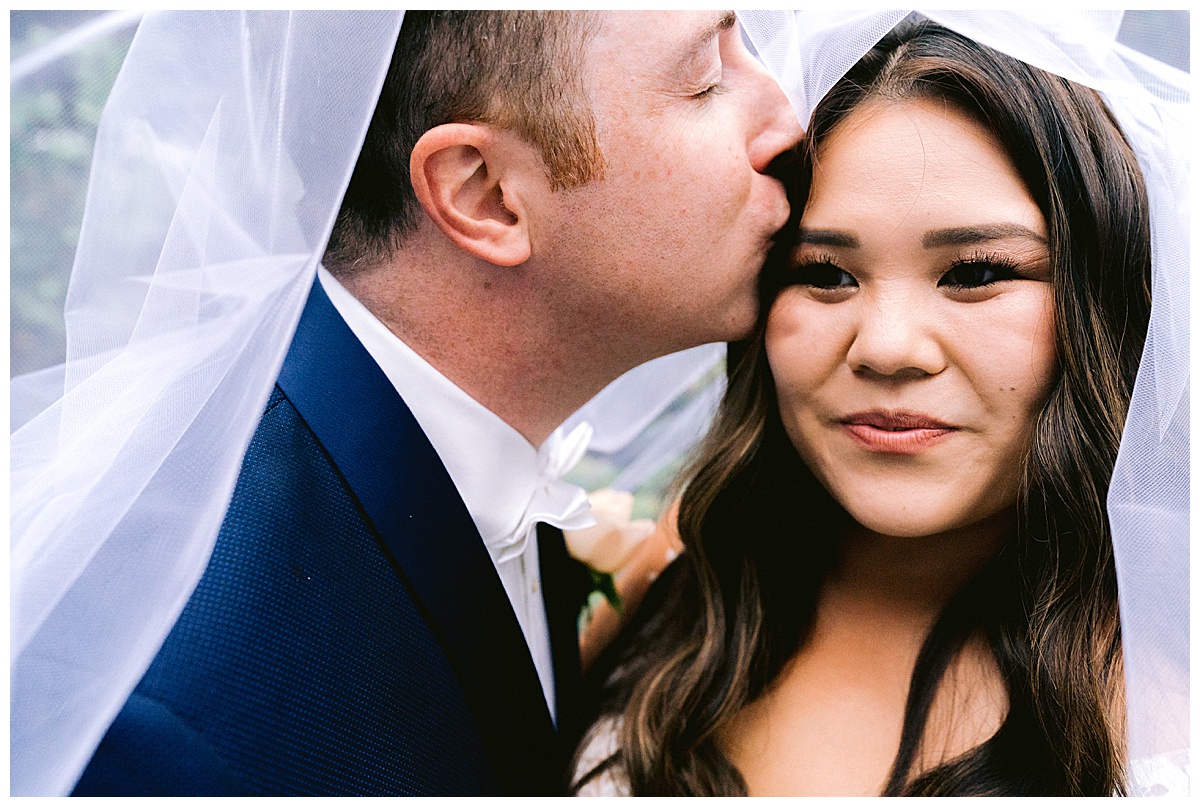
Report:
743,55,803,175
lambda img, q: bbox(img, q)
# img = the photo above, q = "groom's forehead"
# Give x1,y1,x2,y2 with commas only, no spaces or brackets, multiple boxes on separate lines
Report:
584,10,735,75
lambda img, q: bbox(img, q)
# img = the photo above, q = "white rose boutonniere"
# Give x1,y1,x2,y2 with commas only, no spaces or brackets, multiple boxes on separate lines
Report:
564,488,656,614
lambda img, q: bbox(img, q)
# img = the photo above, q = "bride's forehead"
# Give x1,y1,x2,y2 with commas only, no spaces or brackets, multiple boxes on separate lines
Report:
809,101,1027,203
817,99,1005,166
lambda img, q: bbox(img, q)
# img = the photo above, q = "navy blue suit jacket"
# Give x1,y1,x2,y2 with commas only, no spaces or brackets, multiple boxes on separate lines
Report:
73,281,592,796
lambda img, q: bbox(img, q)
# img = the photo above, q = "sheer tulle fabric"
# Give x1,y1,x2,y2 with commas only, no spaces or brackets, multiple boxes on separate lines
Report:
9,9,1189,798
737,9,1189,795
10,12,405,795
7,10,723,795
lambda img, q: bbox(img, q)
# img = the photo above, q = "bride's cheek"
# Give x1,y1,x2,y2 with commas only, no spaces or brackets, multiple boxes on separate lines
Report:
766,298,835,400
764,294,808,369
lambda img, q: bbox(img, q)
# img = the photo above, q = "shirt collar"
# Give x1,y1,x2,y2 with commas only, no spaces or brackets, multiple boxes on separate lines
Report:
316,266,571,555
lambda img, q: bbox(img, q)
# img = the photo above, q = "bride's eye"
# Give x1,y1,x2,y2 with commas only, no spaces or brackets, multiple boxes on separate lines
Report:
789,261,858,290
939,255,1020,289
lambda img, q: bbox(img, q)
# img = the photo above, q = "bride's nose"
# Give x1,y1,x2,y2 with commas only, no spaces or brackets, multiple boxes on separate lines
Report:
845,290,946,380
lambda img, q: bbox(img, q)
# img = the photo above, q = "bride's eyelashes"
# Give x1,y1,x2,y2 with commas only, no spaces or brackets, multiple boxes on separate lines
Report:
786,252,857,293
938,251,1022,289
784,248,1040,299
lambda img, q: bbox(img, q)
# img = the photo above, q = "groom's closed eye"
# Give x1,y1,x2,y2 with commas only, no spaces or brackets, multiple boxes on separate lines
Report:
669,11,736,96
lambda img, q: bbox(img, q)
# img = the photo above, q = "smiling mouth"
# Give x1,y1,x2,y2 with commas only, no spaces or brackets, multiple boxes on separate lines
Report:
840,410,957,454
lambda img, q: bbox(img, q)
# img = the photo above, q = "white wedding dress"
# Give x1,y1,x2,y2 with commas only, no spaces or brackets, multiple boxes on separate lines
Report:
571,723,1191,796
572,719,629,797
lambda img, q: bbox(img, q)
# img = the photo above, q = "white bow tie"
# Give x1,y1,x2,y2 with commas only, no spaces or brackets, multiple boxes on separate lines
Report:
494,421,597,565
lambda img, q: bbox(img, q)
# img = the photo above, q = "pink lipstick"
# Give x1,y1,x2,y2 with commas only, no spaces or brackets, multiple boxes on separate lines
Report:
841,409,956,454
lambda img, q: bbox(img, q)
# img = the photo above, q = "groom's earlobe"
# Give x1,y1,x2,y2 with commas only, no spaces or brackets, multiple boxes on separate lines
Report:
410,123,533,267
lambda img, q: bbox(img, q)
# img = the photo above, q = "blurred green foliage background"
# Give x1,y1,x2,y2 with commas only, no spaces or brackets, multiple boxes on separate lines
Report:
10,11,136,376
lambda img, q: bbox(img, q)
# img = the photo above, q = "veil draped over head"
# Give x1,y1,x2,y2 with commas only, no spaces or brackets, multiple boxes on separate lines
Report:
9,9,1189,797
10,12,406,795
735,10,1189,795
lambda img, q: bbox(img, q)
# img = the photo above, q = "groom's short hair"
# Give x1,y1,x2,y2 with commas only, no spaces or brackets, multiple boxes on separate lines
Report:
325,10,603,275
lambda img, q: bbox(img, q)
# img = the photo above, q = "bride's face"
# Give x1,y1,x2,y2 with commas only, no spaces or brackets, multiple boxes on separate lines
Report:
766,98,1058,539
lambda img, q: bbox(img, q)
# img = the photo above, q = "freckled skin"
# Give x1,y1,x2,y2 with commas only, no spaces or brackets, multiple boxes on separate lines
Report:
524,12,801,361
766,99,1059,539
344,11,801,450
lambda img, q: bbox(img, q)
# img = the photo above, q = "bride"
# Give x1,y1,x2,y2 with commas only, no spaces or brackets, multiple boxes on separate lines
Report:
10,9,1186,799
574,15,1186,796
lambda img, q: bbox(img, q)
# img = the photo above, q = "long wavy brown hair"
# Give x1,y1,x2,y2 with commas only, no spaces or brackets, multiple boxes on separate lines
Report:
577,19,1151,796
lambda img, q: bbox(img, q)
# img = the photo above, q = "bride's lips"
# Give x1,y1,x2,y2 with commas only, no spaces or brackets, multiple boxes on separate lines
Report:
840,409,957,454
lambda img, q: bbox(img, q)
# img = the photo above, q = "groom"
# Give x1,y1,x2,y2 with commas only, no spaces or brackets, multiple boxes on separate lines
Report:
73,10,799,796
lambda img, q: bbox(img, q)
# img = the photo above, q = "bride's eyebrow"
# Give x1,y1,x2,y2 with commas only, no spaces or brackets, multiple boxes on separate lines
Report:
798,228,859,248
923,223,1047,248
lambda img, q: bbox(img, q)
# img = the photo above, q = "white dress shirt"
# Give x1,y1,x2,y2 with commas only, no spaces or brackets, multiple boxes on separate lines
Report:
317,267,593,723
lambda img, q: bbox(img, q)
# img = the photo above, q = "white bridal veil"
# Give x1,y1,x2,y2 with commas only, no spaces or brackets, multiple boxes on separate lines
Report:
736,11,1190,794
9,9,1189,797
10,12,407,795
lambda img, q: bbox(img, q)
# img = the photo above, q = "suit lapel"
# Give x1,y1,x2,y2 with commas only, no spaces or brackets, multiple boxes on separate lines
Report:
277,280,561,794
538,523,592,751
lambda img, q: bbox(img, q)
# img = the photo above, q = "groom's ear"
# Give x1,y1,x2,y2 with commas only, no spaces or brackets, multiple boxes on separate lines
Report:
410,123,538,267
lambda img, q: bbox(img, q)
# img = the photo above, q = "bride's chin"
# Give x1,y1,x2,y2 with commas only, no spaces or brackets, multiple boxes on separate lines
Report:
833,497,1017,547
832,496,972,541
842,513,950,541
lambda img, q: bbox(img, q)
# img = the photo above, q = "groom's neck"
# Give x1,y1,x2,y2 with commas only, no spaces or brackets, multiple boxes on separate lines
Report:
338,237,649,447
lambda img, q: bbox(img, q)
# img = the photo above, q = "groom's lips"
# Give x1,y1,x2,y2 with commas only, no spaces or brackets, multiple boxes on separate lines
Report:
840,409,957,454
761,186,791,246
765,147,799,228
